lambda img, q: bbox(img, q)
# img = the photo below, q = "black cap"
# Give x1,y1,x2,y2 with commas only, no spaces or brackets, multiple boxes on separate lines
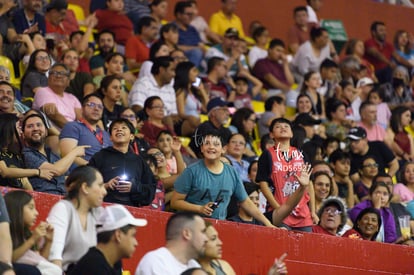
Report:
207,97,232,113
46,0,68,11
294,113,321,126
347,127,367,141
224,28,239,38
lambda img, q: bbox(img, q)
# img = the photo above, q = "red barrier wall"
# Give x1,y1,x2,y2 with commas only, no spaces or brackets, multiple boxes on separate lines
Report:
71,0,414,45
3,188,412,274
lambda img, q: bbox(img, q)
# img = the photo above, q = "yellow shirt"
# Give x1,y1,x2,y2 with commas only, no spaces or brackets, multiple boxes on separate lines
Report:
209,10,245,38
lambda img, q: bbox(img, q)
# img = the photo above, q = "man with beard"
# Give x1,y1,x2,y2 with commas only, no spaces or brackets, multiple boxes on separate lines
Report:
364,21,412,84
59,93,112,166
12,0,46,35
0,81,22,117
135,212,207,275
90,30,117,77
22,113,87,194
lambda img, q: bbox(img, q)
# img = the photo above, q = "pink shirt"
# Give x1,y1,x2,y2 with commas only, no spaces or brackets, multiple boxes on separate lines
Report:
393,183,414,203
358,121,386,142
33,86,81,124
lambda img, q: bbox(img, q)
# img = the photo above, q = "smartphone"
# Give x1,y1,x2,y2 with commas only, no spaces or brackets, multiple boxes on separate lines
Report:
192,77,201,87
211,197,223,210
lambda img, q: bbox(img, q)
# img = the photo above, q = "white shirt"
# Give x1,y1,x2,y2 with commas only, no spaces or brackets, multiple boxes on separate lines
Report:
135,247,200,275
248,46,268,68
128,75,177,115
306,5,318,23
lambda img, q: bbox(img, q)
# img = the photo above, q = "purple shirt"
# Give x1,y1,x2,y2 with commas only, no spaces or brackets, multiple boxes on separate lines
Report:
252,58,289,89
349,200,397,243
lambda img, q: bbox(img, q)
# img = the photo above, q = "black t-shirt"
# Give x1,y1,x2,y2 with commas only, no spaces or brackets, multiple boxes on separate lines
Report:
0,151,25,189
68,247,122,275
350,141,395,176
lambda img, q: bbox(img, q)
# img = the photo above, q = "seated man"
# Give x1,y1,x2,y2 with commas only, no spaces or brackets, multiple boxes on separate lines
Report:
32,63,82,129
12,0,46,35
225,133,250,182
348,127,399,183
90,30,117,77
135,212,205,274
252,39,295,101
205,27,248,77
173,1,205,68
287,6,317,55
59,94,112,166
69,204,147,275
312,196,347,236
128,56,178,126
125,16,158,71
22,113,87,195
209,0,246,39
228,182,264,225
44,0,78,43
88,118,156,207
202,57,235,102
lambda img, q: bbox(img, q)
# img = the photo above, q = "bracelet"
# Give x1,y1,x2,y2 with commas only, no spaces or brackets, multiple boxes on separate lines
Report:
37,169,41,177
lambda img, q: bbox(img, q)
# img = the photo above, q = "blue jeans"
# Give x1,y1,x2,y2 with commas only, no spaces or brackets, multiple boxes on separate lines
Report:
184,48,203,68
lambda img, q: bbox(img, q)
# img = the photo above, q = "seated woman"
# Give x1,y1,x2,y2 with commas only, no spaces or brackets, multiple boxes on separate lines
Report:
174,61,208,137
343,38,377,82
20,49,51,100
354,156,379,202
299,71,325,120
197,222,236,275
349,181,399,243
323,98,354,142
393,161,414,203
5,190,61,275
98,75,125,130
0,113,54,190
156,130,186,175
140,96,175,147
229,108,258,159
47,166,107,273
312,171,334,213
393,30,414,71
343,207,381,241
389,106,414,165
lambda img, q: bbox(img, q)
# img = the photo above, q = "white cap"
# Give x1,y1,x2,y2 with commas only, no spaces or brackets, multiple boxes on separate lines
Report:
96,204,147,233
356,77,374,88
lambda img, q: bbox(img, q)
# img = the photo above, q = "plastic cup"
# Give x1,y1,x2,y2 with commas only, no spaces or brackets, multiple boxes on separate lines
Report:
398,215,411,239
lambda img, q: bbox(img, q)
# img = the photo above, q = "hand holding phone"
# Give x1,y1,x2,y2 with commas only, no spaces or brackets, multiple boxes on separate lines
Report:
210,197,223,210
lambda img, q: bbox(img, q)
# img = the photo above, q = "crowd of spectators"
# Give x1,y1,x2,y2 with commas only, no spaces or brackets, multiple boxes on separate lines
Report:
0,0,414,273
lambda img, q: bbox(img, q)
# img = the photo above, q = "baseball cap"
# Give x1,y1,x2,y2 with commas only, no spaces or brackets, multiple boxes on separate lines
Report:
46,0,68,11
356,77,374,88
96,204,147,233
207,97,232,113
294,113,321,126
347,127,367,141
317,196,347,231
224,28,239,38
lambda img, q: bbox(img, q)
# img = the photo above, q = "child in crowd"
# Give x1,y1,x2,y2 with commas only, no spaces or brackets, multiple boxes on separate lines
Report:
156,130,181,174
5,190,61,275
329,149,355,208
323,137,340,162
143,154,166,211
233,75,262,109
337,80,358,121
368,88,391,129
160,23,179,53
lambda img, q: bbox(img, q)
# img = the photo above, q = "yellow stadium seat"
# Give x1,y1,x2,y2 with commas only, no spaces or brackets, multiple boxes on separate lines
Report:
200,114,209,123
178,136,191,147
68,3,85,21
0,55,20,87
252,100,265,114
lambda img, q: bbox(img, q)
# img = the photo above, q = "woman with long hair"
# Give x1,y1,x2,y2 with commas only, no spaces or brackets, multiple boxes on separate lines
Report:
20,49,51,100
299,71,325,120
174,61,208,136
343,207,381,241
344,38,377,82
394,161,414,203
139,40,170,79
47,166,107,273
389,106,414,163
98,75,125,130
229,107,258,158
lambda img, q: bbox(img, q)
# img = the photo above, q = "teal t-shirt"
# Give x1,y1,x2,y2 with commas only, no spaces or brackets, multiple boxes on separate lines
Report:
174,160,248,220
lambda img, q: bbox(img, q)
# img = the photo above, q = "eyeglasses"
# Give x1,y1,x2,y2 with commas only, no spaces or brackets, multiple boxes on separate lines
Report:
323,208,342,216
36,56,50,62
85,102,104,110
49,70,70,77
362,163,379,168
